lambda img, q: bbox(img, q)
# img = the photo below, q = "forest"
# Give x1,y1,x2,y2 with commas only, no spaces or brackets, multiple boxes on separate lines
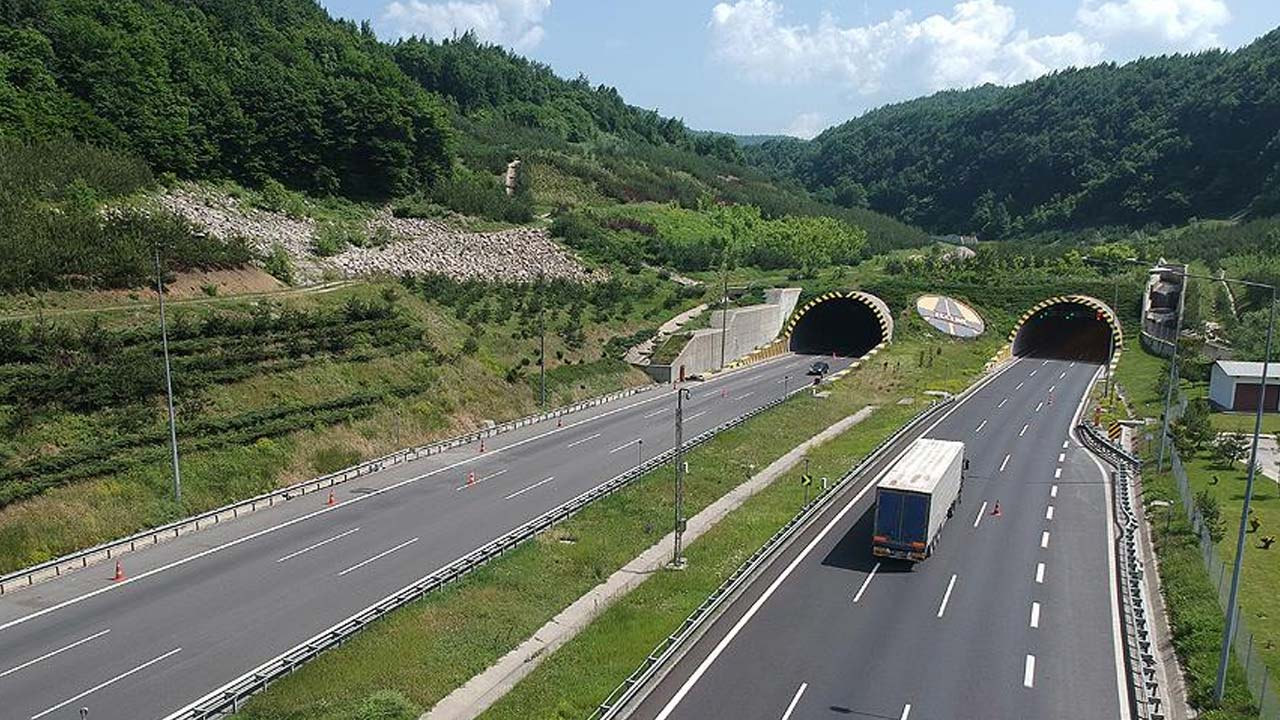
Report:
746,30,1280,237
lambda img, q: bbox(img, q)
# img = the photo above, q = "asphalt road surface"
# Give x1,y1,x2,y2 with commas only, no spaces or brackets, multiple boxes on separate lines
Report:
628,357,1129,720
0,352,851,720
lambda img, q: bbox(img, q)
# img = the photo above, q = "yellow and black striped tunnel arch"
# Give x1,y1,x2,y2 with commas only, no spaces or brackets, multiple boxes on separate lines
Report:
783,291,894,357
1008,294,1123,364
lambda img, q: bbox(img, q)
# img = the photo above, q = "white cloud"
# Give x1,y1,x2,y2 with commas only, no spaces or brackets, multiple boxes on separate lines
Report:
1077,0,1230,49
708,0,1103,94
782,112,828,139
382,0,551,50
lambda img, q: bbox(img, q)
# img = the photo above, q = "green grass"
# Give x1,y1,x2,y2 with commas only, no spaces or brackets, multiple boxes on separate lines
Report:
0,276,674,572
649,333,690,365
1113,342,1266,718
233,332,998,720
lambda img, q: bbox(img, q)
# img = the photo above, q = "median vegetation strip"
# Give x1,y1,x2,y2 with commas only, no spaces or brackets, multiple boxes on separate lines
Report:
234,328,997,720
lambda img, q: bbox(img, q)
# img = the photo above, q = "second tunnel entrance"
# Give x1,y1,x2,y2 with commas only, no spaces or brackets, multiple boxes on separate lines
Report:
787,292,890,357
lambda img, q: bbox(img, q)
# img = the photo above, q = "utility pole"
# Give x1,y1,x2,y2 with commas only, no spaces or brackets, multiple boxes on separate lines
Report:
1215,287,1277,702
672,387,691,568
1158,270,1188,473
155,248,182,504
719,269,728,371
539,272,546,411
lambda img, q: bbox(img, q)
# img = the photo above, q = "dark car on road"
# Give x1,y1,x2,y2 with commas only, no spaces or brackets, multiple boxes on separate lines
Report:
808,360,830,376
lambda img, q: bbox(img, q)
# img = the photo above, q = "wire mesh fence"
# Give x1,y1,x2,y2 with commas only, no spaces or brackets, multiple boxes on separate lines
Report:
1170,445,1280,718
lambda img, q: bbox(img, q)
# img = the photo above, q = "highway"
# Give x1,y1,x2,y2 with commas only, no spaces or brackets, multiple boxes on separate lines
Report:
627,357,1129,720
0,352,851,720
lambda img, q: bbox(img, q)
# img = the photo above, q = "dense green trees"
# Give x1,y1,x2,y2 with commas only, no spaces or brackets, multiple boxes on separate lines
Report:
747,31,1280,236
0,0,452,198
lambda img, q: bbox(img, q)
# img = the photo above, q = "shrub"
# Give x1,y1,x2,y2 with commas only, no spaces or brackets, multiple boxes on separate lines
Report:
354,690,418,720
264,245,294,285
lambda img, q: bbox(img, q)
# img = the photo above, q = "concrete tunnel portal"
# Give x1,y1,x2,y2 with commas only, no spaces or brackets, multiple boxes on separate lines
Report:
1010,295,1122,364
786,291,893,357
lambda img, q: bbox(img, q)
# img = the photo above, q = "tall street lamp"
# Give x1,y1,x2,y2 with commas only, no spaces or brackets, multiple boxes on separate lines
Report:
154,248,182,504
672,387,692,568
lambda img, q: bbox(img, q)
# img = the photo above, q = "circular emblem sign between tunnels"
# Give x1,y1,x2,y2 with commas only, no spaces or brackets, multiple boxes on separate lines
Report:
915,294,985,338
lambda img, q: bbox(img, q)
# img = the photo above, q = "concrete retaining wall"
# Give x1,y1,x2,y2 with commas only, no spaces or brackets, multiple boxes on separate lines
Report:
647,287,802,382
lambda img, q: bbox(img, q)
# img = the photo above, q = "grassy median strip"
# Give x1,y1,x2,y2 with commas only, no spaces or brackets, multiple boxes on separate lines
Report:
477,402,923,720
235,326,996,720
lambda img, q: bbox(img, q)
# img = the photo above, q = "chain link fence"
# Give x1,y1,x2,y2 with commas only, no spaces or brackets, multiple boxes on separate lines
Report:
1169,438,1280,718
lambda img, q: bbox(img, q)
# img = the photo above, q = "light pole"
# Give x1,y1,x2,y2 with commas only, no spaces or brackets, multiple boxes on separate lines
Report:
1214,282,1276,703
538,272,546,411
719,270,729,371
1157,268,1189,473
673,387,692,567
154,248,182,504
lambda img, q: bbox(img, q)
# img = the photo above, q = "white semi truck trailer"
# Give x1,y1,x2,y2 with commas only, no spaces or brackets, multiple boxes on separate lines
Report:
872,438,966,562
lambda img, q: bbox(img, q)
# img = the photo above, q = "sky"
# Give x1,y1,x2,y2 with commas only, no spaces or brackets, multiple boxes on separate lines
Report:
320,0,1280,138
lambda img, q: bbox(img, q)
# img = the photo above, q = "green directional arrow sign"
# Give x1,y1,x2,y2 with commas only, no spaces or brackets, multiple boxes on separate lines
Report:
801,474,813,486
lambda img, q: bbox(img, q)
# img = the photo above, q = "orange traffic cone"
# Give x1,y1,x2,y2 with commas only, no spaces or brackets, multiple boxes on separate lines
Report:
557,417,562,428
466,471,476,487
113,561,125,582
991,501,1002,517
327,490,336,506
479,439,486,453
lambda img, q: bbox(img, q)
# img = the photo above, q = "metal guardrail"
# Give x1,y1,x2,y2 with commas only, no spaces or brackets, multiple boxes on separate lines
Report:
0,385,657,596
1079,423,1168,720
589,396,956,720
161,381,819,719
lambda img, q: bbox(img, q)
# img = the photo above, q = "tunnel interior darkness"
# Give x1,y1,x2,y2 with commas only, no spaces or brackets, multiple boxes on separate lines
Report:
1012,302,1114,363
788,297,885,357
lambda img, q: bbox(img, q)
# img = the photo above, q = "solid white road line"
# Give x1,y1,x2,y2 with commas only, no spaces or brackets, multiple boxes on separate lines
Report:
276,528,360,563
1040,531,1051,549
686,410,708,422
1035,562,1045,584
975,420,987,434
31,647,182,720
566,433,602,449
900,704,912,720
1020,424,1029,437
643,409,666,419
609,440,639,454
974,501,988,527
337,538,418,577
1046,505,1055,521
852,563,880,603
780,683,807,720
1035,401,1044,413
998,398,1008,408
650,360,1028,720
936,574,958,618
1024,654,1037,688
1030,601,1041,628
1051,485,1058,498
1016,381,1025,390
0,629,111,679
999,454,1011,472
504,476,555,500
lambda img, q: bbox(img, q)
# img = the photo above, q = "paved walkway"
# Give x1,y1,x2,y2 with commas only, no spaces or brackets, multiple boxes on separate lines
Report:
624,303,708,365
420,406,877,720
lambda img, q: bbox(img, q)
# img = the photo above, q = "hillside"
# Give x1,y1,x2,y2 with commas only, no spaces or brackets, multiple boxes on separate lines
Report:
746,30,1280,237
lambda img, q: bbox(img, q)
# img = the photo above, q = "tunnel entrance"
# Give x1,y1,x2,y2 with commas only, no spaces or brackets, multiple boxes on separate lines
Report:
1012,298,1117,363
788,295,887,357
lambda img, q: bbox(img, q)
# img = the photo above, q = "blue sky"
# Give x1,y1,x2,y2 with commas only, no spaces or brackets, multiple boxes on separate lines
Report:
320,0,1280,138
